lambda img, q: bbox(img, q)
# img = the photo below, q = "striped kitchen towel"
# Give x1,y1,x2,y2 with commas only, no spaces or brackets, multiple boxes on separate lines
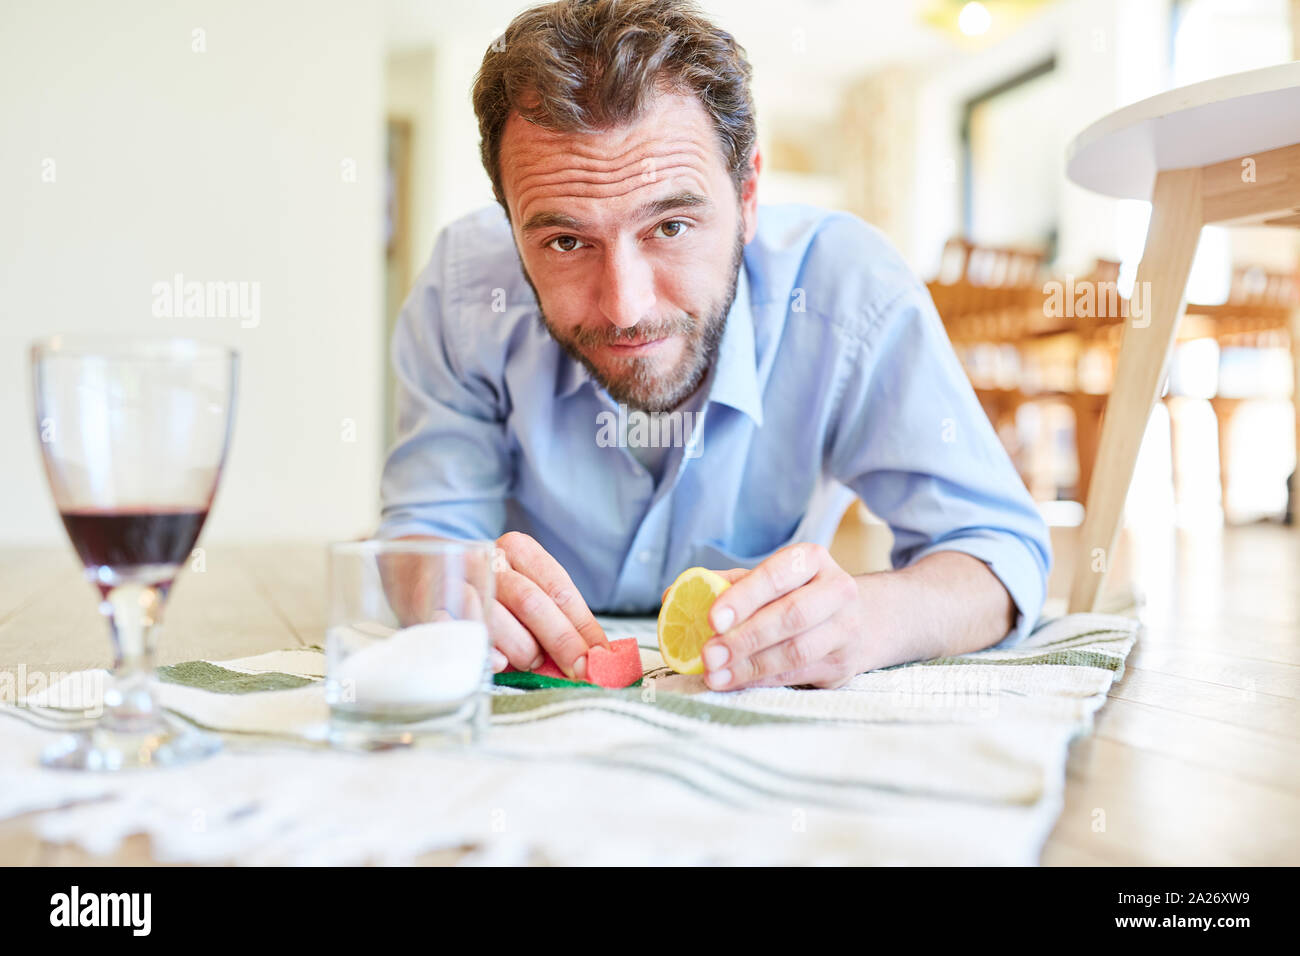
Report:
0,611,1139,865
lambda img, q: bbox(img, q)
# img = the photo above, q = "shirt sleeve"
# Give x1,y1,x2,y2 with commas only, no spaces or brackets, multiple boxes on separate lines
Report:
826,280,1053,649
376,230,512,542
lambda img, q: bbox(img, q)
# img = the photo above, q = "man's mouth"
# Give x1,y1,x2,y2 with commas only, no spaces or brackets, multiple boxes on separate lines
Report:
601,335,673,357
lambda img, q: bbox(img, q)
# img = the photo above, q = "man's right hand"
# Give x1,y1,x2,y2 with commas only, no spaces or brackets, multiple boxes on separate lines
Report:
387,532,608,680
487,531,608,680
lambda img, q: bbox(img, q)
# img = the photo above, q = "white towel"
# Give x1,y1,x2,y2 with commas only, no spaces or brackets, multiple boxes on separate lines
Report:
0,612,1138,865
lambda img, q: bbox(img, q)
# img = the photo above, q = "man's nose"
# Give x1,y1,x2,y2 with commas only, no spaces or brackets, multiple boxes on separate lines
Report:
597,241,656,330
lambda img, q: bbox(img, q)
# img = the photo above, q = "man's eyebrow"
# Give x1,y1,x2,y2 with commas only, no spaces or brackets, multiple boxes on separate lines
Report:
519,191,711,235
633,191,711,221
521,211,584,234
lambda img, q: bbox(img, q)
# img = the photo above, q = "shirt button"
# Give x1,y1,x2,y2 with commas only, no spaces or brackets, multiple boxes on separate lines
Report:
637,550,653,563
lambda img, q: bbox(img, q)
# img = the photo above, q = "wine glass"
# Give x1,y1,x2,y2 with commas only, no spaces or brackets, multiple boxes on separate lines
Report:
31,336,238,770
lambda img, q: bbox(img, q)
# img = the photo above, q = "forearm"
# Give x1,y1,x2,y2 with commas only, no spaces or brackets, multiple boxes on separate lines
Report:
853,550,1017,670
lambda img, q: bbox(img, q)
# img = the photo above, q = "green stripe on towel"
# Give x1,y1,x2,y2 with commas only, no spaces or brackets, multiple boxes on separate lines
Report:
489,685,814,726
915,648,1126,671
157,660,316,694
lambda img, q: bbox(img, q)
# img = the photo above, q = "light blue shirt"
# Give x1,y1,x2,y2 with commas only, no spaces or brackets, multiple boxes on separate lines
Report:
379,203,1052,648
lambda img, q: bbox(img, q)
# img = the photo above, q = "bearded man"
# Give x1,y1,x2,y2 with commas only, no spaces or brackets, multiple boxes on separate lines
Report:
379,0,1052,691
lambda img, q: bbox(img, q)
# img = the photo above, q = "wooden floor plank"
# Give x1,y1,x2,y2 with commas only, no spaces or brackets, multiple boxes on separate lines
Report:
0,547,300,674
0,814,44,866
1134,621,1300,667
156,548,304,665
1050,735,1300,865
0,549,76,629
1105,665,1300,738
1126,643,1300,698
46,834,191,867
232,543,328,647
1092,697,1300,793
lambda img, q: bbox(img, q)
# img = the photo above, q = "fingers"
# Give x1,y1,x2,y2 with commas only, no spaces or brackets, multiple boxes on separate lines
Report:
752,656,855,690
702,577,849,689
497,532,608,649
428,580,539,675
495,532,607,680
374,549,439,627
488,598,545,672
728,627,851,689
432,576,525,675
369,535,595,678
494,568,592,679
707,544,823,635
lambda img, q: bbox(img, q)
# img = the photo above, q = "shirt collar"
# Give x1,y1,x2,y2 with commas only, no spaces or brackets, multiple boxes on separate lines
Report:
703,262,763,426
552,261,764,427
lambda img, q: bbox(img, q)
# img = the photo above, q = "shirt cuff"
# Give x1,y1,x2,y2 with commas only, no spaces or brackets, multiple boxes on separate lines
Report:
908,533,1047,649
374,512,494,544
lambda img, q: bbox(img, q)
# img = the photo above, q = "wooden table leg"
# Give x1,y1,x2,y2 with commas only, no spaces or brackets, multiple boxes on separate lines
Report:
1068,168,1204,613
1210,396,1244,521
1165,395,1182,510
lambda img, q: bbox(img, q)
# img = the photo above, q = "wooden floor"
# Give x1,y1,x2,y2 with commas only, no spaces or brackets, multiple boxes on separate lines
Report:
1042,519,1300,865
1,517,1297,865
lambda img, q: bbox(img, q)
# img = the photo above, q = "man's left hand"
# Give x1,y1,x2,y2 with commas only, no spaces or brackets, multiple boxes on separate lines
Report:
698,543,868,691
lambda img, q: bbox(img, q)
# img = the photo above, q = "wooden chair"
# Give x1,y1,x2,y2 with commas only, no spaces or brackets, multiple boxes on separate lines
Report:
930,245,1128,504
1060,257,1213,506
1177,265,1299,515
927,237,1049,488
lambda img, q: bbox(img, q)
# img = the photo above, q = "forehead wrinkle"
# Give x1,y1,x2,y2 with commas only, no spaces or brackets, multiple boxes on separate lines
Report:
515,160,707,202
509,143,715,196
515,166,710,220
504,138,712,184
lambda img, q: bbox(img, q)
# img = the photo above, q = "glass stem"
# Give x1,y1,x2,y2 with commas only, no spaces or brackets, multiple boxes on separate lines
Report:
101,582,163,732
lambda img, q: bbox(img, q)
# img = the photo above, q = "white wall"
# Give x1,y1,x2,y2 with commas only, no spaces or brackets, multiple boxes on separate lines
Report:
386,48,439,288
425,38,501,236
0,0,386,545
910,0,1143,277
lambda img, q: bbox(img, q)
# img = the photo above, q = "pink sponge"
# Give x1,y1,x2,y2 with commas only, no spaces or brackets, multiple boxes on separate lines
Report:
503,638,642,688
585,638,642,688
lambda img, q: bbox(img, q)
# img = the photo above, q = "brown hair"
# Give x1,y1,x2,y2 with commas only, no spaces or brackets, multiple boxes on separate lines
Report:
472,0,757,212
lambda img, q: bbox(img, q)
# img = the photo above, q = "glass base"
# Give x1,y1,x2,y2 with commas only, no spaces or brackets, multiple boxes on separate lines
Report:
40,720,221,771
328,696,485,752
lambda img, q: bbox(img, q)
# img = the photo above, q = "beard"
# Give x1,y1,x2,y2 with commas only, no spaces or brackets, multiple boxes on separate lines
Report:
523,227,746,414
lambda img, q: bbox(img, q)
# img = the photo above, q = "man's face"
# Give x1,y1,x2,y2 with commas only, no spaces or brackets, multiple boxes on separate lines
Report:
499,91,759,413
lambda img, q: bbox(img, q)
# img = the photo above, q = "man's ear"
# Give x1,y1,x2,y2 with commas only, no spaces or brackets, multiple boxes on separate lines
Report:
739,146,761,243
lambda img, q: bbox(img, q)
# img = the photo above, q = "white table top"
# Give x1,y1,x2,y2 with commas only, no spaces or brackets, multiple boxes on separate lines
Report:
1066,61,1300,201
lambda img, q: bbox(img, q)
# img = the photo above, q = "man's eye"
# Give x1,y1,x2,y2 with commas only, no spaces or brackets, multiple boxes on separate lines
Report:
655,220,689,239
547,235,586,253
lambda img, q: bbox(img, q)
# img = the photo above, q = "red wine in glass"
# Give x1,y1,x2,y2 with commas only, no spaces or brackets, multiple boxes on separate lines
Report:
59,508,210,595
32,336,238,771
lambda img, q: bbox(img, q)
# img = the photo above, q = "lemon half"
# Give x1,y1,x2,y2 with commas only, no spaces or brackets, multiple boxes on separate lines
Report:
657,567,731,674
